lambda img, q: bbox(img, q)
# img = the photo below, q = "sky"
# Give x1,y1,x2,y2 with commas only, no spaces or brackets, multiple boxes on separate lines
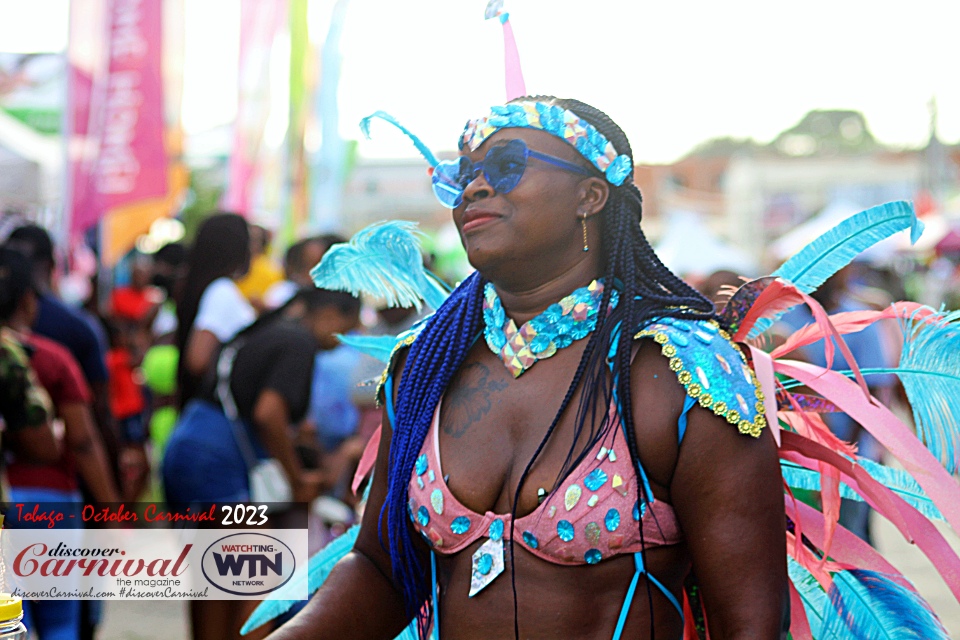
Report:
2,0,960,164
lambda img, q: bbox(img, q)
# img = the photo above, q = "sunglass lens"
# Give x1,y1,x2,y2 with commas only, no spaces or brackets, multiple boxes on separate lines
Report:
484,139,527,193
432,160,466,208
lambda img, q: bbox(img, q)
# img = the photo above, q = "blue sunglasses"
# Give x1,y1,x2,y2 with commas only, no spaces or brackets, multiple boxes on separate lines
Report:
431,138,594,208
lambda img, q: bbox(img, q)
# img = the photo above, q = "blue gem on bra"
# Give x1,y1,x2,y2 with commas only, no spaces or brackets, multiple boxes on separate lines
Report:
584,468,608,492
522,531,539,549
605,509,620,532
417,506,430,527
415,454,428,476
451,516,471,535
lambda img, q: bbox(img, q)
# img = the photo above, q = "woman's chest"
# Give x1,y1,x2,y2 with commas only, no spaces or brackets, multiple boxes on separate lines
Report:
435,348,597,516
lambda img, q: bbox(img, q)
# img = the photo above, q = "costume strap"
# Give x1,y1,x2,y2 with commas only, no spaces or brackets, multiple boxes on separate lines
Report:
430,551,440,640
612,553,683,640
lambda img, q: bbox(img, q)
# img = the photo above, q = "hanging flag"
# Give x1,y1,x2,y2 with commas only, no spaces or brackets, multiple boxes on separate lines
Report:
222,0,288,215
308,0,350,233
67,0,169,240
283,0,310,244
65,0,106,238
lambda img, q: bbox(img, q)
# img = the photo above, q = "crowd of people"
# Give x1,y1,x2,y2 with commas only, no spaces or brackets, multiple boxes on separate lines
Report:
0,212,398,640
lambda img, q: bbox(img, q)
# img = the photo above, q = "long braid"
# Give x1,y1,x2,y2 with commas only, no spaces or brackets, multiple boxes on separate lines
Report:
383,272,485,636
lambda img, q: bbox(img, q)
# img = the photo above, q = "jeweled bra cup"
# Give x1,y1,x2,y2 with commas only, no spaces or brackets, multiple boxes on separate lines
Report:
407,398,681,567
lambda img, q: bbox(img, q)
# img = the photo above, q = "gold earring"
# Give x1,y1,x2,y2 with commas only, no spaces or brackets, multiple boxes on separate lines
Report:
581,217,589,252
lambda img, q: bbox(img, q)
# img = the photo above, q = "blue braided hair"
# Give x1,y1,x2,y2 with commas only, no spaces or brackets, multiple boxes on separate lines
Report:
382,271,485,637
383,97,725,639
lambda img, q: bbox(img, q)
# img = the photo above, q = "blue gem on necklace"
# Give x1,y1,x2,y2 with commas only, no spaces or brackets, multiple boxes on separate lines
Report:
482,279,614,378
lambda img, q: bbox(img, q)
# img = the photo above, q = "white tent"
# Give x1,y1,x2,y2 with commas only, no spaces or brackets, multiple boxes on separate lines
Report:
654,210,759,278
0,109,61,211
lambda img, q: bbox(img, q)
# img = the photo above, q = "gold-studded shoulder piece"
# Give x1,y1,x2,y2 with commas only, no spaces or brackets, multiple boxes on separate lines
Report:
375,321,428,405
634,317,767,437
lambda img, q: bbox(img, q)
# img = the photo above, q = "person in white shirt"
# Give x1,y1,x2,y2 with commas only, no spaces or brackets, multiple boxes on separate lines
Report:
175,213,255,409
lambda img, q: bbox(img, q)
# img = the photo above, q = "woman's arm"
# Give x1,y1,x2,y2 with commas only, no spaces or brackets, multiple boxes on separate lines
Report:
670,400,787,638
60,402,122,502
251,389,323,503
266,398,413,639
183,328,220,378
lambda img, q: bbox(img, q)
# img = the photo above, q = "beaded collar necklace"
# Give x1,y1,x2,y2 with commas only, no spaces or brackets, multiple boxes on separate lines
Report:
482,280,617,378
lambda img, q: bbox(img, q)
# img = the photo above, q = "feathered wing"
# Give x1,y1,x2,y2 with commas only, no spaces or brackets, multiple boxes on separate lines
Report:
359,111,440,167
788,558,843,640
242,525,421,639
241,525,361,635
897,308,960,474
780,460,944,521
310,220,449,311
820,570,950,640
336,333,402,363
748,200,923,339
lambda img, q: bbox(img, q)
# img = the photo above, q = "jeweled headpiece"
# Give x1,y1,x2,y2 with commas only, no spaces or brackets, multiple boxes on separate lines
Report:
459,101,634,186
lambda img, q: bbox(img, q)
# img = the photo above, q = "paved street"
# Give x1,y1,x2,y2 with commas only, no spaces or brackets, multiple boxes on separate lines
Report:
97,513,960,639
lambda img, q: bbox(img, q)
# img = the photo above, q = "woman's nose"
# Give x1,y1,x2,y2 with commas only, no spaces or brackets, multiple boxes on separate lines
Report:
462,168,493,202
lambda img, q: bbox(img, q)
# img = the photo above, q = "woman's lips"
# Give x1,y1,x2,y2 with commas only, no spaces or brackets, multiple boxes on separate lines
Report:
461,209,502,233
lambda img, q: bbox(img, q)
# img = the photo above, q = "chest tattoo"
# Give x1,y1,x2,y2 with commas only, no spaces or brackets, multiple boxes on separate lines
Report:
443,362,509,438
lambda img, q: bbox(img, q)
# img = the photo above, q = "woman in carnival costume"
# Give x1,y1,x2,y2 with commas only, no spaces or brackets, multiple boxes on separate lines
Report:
260,94,798,639
252,95,960,640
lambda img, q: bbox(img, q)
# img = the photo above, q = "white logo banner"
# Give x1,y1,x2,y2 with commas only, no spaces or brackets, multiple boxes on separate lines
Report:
1,528,309,600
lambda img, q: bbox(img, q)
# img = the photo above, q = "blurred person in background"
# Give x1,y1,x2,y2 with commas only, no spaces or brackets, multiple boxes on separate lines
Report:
0,245,121,640
150,241,187,338
176,212,254,409
163,287,359,640
264,236,329,310
110,253,163,326
0,247,60,469
141,242,187,496
237,223,283,313
5,225,121,477
105,318,150,501
699,269,745,309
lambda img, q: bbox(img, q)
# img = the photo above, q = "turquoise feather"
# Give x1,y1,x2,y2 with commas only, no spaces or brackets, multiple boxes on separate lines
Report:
780,460,944,521
241,525,360,634
310,221,449,311
820,570,949,639
896,308,960,474
748,201,922,339
242,525,421,639
360,110,440,167
336,333,403,363
787,557,842,639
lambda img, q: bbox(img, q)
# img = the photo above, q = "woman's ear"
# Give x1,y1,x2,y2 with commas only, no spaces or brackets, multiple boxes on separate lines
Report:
578,177,609,217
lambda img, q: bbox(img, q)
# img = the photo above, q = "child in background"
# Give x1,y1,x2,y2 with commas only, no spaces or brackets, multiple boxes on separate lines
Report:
105,319,149,500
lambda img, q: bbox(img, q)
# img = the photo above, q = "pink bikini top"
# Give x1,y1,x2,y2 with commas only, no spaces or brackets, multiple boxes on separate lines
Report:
408,399,683,566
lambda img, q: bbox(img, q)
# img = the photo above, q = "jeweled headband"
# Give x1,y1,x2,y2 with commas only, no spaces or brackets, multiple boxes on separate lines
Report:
459,101,634,186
